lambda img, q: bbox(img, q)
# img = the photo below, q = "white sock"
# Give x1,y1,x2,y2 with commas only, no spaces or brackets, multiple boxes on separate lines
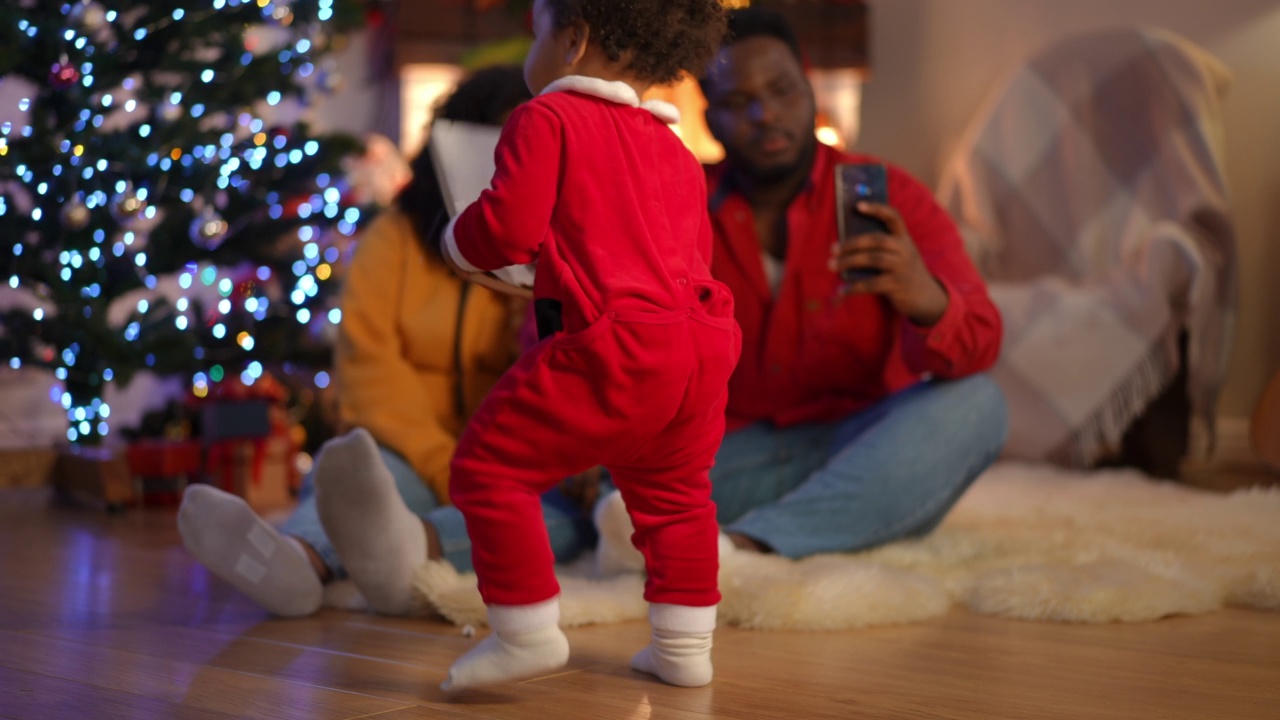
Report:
178,484,322,617
593,490,646,576
631,603,716,687
442,598,570,691
718,532,736,560
314,428,427,615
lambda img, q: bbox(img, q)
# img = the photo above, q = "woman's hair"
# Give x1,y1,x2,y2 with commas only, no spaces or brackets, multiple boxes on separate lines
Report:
396,65,532,258
548,0,727,85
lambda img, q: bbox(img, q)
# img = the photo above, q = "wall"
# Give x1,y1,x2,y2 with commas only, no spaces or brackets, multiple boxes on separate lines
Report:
858,0,1280,422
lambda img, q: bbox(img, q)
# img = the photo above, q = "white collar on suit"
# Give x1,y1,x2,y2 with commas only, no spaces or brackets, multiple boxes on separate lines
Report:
541,75,681,125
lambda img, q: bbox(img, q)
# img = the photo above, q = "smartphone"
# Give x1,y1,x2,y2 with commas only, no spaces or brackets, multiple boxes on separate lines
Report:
835,162,889,282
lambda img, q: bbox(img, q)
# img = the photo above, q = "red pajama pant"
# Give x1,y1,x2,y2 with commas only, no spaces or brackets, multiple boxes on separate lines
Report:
449,305,740,608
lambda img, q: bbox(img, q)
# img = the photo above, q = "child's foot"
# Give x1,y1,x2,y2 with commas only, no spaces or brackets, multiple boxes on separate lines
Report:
178,484,322,617
315,428,427,615
593,490,645,576
630,604,716,687
442,599,569,690
442,624,570,690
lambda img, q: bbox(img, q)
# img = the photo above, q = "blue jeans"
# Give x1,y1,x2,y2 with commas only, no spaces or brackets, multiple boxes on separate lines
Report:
279,446,592,577
283,375,1005,572
712,375,1008,558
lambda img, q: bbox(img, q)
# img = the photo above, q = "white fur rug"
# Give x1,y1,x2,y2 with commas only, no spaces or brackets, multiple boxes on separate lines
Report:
325,462,1280,630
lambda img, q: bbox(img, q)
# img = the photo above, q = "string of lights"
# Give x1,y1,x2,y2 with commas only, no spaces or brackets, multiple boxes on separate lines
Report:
0,0,371,445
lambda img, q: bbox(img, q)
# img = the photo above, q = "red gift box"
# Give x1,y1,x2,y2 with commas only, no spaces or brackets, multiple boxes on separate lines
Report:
206,435,298,511
127,440,204,507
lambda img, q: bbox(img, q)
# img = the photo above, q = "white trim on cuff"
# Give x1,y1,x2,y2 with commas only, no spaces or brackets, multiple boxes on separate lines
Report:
442,214,482,273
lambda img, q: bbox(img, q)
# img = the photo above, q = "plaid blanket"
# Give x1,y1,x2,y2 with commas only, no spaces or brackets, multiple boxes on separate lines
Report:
938,27,1237,467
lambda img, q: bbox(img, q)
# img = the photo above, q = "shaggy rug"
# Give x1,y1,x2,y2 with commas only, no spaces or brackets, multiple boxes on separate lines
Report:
326,462,1280,630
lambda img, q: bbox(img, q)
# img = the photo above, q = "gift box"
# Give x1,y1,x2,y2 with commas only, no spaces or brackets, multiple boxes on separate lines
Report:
206,434,297,511
197,375,284,443
127,439,203,507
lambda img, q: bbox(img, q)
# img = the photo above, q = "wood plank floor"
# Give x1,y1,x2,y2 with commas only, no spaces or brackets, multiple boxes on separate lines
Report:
1,487,1277,720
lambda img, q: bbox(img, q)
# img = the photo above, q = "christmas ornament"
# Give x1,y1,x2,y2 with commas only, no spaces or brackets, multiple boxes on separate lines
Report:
319,69,344,94
50,61,81,90
60,197,91,231
190,207,229,250
109,182,147,223
271,4,294,26
69,1,108,32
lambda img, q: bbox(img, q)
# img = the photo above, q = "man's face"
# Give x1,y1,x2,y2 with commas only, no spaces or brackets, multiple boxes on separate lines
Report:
703,36,817,184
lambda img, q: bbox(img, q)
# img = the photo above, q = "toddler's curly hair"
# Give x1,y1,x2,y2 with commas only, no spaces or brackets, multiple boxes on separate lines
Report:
548,0,727,85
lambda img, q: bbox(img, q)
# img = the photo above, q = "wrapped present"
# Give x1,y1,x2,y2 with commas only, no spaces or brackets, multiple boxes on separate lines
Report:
197,373,301,510
126,439,203,507
207,434,297,511
195,374,288,443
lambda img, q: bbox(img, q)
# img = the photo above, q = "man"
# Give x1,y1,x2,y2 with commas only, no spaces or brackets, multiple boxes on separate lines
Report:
692,7,1007,558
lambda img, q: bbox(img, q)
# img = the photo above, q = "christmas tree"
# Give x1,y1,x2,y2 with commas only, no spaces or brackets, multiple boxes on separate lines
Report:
0,0,371,446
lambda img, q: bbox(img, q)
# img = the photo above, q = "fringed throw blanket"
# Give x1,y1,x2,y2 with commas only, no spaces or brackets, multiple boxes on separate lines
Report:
938,27,1237,466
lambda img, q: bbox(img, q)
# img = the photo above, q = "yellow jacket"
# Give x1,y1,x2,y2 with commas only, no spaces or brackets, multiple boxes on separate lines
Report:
336,208,525,505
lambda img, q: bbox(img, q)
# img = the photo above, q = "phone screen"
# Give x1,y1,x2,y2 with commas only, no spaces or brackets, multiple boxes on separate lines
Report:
835,163,889,282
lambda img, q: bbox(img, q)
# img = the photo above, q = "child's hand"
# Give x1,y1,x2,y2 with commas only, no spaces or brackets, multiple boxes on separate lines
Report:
441,245,477,280
442,238,534,298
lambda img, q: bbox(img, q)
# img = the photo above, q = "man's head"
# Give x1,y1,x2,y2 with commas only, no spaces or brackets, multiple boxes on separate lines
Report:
524,0,726,94
700,7,817,185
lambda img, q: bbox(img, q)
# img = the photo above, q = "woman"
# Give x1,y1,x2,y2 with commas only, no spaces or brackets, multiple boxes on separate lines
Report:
178,67,593,617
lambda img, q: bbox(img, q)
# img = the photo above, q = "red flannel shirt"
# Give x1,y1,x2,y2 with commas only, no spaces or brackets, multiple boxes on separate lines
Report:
708,143,1002,432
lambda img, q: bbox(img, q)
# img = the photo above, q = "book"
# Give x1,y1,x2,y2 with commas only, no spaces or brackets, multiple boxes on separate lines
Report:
428,120,536,291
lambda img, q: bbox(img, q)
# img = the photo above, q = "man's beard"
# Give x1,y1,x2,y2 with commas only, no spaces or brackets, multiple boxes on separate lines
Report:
727,135,818,188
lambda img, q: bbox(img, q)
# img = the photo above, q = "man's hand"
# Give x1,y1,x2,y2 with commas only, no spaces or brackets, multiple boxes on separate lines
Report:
828,202,949,327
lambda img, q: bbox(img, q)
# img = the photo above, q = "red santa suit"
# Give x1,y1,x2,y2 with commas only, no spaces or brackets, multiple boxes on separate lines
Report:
443,76,740,609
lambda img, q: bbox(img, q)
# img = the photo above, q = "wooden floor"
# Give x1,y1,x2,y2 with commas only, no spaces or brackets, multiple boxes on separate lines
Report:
2,488,1278,720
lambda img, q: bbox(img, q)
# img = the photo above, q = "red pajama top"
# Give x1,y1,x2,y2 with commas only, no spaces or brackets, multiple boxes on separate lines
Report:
707,143,1002,432
447,77,728,334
